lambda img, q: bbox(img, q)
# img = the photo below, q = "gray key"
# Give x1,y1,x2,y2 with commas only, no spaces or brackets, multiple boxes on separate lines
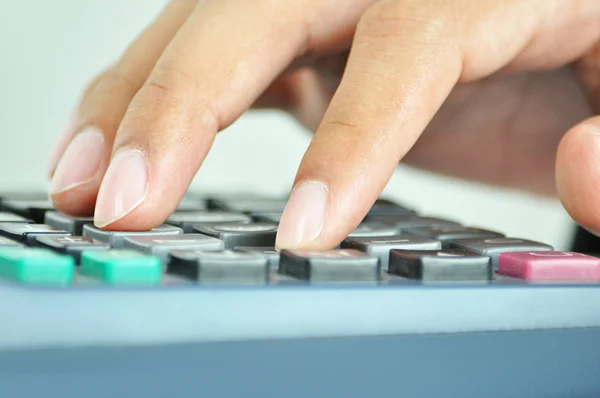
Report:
193,223,278,249
123,234,224,264
234,246,280,268
366,202,415,217
83,224,183,248
44,211,94,235
176,197,208,211
341,235,442,270
349,222,399,238
250,212,283,224
168,250,269,284
0,223,70,246
211,198,289,213
389,249,492,281
2,199,55,223
406,226,504,248
36,235,110,263
368,214,461,231
449,237,553,270
0,212,31,223
166,211,251,232
279,249,381,283
0,236,22,247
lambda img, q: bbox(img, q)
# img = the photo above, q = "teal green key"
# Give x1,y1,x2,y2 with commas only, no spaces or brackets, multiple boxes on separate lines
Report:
0,247,75,285
81,250,162,285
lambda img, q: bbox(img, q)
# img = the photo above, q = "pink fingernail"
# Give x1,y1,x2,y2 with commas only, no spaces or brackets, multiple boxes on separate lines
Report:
275,181,328,249
94,149,148,228
49,113,77,175
49,127,105,195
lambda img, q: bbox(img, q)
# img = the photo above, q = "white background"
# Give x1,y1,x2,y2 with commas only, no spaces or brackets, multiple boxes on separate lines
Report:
0,0,576,249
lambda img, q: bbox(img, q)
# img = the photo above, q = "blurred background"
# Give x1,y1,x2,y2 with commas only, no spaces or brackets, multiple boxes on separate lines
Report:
0,0,576,249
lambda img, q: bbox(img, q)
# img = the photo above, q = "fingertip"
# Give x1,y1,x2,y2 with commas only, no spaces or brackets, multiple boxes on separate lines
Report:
556,116,600,234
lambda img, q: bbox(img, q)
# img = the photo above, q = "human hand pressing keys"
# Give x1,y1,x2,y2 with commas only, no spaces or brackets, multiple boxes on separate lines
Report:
48,0,600,250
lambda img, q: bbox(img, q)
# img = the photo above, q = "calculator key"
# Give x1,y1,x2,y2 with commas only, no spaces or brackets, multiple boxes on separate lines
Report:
366,201,415,216
0,212,32,223
44,211,94,235
341,235,442,270
1,199,55,223
348,222,399,237
389,249,492,281
0,236,21,247
279,249,381,283
80,250,162,285
368,214,461,231
210,198,289,213
35,236,110,263
0,223,70,246
123,234,224,264
250,212,283,224
83,224,183,248
193,223,278,249
449,237,553,270
0,190,49,203
498,251,600,281
234,246,280,268
175,196,208,211
0,247,75,285
406,226,504,248
168,250,269,284
166,211,251,232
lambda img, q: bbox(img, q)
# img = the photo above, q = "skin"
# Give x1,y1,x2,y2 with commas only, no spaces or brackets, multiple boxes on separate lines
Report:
48,0,600,249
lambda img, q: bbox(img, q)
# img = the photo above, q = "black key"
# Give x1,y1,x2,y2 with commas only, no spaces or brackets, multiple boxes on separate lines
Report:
279,249,381,283
2,200,55,223
193,223,278,249
367,214,461,231
44,211,94,235
210,197,289,213
250,212,283,224
168,250,269,284
0,223,70,246
405,225,504,248
389,249,492,281
83,224,183,248
0,212,32,223
36,236,110,263
341,235,442,270
348,222,399,237
449,237,553,270
234,246,280,268
123,234,224,263
0,236,22,247
166,211,251,232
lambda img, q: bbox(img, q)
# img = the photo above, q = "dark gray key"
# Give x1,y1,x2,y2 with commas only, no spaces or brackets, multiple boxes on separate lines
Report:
193,223,278,249
389,249,492,281
0,223,70,246
250,212,283,224
348,222,399,238
234,246,280,268
367,214,461,231
175,197,208,211
2,199,55,223
168,250,269,284
44,211,94,235
366,201,415,217
0,212,32,223
36,236,110,263
83,224,183,248
0,236,22,247
406,225,504,248
279,249,381,283
449,237,553,270
210,198,289,213
166,211,251,232
341,235,442,270
123,234,224,264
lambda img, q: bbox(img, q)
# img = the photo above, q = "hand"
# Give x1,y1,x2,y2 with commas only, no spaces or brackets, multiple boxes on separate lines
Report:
48,0,600,249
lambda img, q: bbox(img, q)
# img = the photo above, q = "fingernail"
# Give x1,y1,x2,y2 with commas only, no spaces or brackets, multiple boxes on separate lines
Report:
275,181,328,249
94,149,148,228
49,113,77,175
49,127,105,195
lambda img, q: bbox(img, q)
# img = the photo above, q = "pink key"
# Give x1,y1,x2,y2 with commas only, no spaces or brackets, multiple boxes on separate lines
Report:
498,251,600,281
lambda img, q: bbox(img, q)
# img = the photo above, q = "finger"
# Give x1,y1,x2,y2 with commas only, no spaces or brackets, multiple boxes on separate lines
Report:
91,0,315,229
556,116,600,236
48,0,197,215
